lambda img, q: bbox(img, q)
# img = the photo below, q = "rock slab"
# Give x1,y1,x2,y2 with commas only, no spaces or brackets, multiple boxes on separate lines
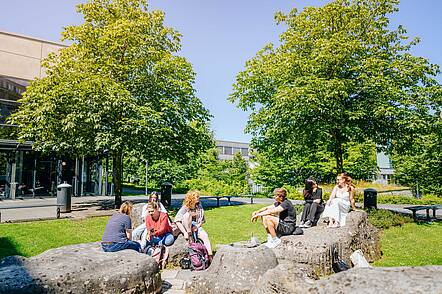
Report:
186,245,278,294
0,242,162,294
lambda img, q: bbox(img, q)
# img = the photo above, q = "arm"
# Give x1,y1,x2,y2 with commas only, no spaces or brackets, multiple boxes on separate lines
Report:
327,186,338,205
349,187,356,210
251,205,284,222
313,188,322,204
125,216,132,240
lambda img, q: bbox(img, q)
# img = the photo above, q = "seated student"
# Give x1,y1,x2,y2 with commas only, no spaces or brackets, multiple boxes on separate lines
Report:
175,190,213,262
132,191,167,248
300,179,324,228
145,202,175,248
322,173,356,228
251,188,296,248
101,201,141,252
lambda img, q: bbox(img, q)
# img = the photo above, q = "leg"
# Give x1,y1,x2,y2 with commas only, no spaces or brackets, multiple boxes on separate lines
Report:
262,215,279,238
132,223,146,241
307,202,320,223
300,202,312,223
159,233,175,246
197,227,213,256
176,212,193,239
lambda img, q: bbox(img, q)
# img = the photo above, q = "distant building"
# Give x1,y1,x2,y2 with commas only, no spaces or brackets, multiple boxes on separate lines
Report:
215,140,250,161
376,150,394,184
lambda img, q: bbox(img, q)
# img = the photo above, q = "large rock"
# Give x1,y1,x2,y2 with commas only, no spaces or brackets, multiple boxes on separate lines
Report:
251,262,316,294
131,203,146,228
310,266,442,293
272,210,380,277
253,265,442,293
0,242,162,294
186,245,278,294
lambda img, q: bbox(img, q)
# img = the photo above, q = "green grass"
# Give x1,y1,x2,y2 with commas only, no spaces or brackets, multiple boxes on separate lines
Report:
0,217,108,258
374,222,442,267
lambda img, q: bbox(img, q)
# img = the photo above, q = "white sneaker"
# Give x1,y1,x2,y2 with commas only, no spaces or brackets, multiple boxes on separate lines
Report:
267,234,272,243
265,237,281,249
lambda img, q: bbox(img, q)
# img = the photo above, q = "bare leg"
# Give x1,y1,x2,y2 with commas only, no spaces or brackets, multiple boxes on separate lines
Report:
198,228,213,256
262,215,279,238
176,212,192,239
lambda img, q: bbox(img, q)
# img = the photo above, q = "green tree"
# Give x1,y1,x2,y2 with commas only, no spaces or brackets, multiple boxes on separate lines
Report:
9,0,212,206
230,0,441,175
186,149,250,196
391,115,442,196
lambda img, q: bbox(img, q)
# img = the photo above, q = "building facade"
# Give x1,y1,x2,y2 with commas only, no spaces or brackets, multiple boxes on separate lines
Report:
0,31,107,199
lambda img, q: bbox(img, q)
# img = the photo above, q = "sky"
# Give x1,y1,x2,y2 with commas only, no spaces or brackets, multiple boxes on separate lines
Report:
1,0,441,143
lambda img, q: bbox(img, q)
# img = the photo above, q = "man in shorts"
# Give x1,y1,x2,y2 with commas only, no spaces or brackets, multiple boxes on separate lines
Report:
251,187,296,248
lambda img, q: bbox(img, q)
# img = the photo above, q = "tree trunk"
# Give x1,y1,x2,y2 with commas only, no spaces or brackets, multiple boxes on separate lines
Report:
113,150,123,208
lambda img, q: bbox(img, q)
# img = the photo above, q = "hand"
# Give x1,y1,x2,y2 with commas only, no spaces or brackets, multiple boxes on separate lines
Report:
191,226,198,232
183,231,189,240
326,200,331,206
313,199,321,204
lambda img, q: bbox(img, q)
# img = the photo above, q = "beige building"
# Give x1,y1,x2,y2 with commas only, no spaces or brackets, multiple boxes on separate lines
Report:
0,31,106,199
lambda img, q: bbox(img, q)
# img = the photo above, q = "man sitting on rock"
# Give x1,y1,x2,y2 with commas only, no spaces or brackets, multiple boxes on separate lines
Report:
251,188,296,248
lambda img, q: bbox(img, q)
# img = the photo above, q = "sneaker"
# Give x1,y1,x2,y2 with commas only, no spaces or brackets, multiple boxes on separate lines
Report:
267,234,272,243
265,237,281,249
303,220,312,228
299,221,305,227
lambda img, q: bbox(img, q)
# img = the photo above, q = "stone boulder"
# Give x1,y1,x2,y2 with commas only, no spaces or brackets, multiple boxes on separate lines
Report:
251,262,316,294
131,203,147,228
253,265,442,293
0,242,162,294
186,245,278,294
272,210,380,277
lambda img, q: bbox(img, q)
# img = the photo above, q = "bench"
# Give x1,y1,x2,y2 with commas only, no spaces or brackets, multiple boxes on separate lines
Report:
0,204,61,222
201,195,255,207
404,205,442,221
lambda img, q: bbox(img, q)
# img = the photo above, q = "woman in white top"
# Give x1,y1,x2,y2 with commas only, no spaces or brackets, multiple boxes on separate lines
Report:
322,173,356,227
132,191,167,249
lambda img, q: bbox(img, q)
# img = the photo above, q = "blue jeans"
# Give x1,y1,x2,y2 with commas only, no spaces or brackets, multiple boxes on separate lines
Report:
101,240,141,252
148,233,175,246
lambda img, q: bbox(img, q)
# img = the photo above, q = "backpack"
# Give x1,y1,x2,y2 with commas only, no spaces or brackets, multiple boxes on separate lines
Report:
187,242,209,271
149,245,169,269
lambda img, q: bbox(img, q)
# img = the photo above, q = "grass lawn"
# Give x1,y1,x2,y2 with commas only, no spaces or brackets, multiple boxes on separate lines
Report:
0,217,108,259
373,221,442,267
1,204,441,267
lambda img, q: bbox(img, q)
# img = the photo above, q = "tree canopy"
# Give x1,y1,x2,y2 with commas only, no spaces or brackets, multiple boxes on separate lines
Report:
10,0,213,205
230,0,441,177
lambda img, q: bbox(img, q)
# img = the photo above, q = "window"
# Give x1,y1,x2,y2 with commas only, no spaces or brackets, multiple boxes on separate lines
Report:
224,146,233,155
217,146,223,154
241,148,249,156
233,147,242,155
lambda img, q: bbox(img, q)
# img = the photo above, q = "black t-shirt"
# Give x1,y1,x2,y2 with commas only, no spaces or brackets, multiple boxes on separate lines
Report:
274,199,296,223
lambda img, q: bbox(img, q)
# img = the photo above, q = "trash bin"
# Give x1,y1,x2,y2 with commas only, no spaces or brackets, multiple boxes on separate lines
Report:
57,182,72,213
160,182,172,208
364,188,377,209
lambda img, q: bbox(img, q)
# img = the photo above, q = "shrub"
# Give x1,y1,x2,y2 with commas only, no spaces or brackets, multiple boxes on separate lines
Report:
367,209,413,229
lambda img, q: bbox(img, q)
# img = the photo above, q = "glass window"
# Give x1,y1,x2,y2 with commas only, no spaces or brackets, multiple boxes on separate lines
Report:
241,148,249,156
217,146,223,154
224,147,233,155
233,147,242,155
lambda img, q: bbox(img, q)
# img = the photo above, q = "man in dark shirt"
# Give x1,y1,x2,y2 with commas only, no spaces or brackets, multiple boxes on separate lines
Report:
251,188,296,248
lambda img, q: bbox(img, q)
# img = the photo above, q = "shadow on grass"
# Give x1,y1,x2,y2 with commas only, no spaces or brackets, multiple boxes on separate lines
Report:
0,236,24,259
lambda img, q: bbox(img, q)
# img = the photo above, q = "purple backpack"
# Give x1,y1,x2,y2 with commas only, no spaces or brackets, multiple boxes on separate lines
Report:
188,242,209,271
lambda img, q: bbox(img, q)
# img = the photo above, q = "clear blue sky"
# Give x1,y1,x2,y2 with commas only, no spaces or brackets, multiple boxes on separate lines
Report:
1,0,441,143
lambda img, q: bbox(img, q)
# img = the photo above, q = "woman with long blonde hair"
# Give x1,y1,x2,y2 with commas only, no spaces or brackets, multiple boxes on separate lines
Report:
175,190,213,261
322,173,356,228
